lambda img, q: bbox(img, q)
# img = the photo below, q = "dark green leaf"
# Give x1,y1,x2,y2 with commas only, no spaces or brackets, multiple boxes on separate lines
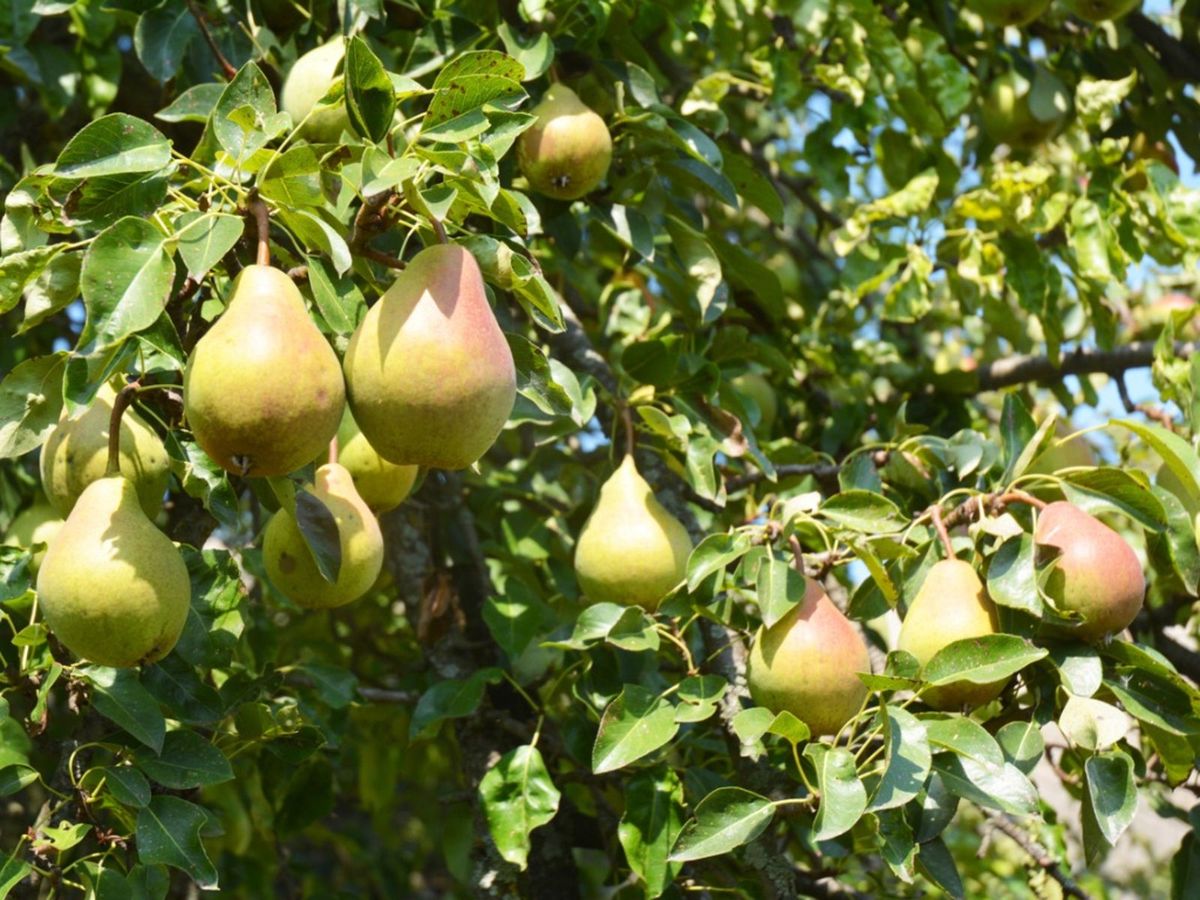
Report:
669,787,774,862
135,796,218,889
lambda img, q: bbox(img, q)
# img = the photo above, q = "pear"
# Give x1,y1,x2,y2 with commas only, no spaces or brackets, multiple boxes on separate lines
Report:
898,559,1005,710
37,476,189,667
343,244,515,470
280,41,350,143
965,0,1051,25
40,382,170,519
747,577,871,736
1027,424,1096,474
1061,0,1140,20
1034,502,1144,641
185,265,345,477
731,371,778,433
5,503,63,573
263,462,383,609
982,67,1069,149
517,84,613,200
573,456,692,610
335,409,417,512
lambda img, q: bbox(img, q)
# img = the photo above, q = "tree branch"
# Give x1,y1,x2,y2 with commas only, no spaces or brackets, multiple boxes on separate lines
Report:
985,812,1093,900
973,341,1196,391
185,0,237,80
1126,13,1200,83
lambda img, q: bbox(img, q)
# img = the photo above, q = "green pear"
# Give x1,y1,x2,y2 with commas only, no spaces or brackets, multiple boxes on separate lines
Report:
898,559,1005,710
1061,0,1140,20
185,265,345,477
40,382,170,519
747,577,871,736
335,409,418,512
263,462,383,609
982,67,1069,149
517,84,613,200
1034,502,1144,641
1027,424,1096,474
731,371,778,433
343,244,515,470
5,502,63,573
573,456,692,610
280,40,350,143
37,475,190,667
965,0,1050,25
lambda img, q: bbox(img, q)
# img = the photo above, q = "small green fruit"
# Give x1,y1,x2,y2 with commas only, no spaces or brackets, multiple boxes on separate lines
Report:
517,84,613,200
5,503,63,573
1061,0,1140,20
731,372,778,433
965,0,1051,25
281,41,350,143
336,409,418,512
982,67,1070,149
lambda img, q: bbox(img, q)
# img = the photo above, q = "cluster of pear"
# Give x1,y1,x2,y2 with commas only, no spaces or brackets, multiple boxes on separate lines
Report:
744,501,1145,737
967,0,1141,26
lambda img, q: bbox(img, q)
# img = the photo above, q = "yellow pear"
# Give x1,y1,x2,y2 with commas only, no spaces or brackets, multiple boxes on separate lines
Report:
573,456,692,610
898,559,1004,710
335,409,417,512
5,502,63,573
280,41,350,143
184,265,345,477
37,476,190,667
40,381,170,519
747,577,871,736
263,462,383,609
343,244,516,470
517,84,613,200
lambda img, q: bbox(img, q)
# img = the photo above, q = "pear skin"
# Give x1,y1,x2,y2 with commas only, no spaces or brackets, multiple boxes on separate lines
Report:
731,372,778,433
184,265,345,477
747,577,871,736
982,68,1069,149
573,456,692,610
965,0,1051,25
1034,502,1144,641
343,244,516,470
5,503,63,573
898,559,1005,710
1060,0,1140,20
263,462,383,609
517,84,613,200
281,41,350,142
335,409,417,512
37,476,190,667
40,381,170,519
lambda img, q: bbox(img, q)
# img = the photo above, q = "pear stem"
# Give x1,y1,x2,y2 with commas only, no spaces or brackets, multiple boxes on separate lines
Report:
249,196,271,266
106,382,141,478
428,215,448,245
930,504,955,559
787,534,805,573
621,405,636,457
328,435,338,466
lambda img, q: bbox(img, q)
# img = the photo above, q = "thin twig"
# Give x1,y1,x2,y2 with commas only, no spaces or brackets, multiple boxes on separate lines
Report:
185,0,237,80
985,812,1093,900
930,504,955,558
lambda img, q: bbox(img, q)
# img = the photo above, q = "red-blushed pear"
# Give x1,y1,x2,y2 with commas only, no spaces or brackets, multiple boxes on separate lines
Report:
747,577,871,736
573,456,692,610
263,462,383,609
342,244,516,470
280,41,350,142
334,409,418,512
1034,502,1145,641
184,265,345,478
966,0,1051,26
36,475,189,668
517,84,613,200
897,559,1005,710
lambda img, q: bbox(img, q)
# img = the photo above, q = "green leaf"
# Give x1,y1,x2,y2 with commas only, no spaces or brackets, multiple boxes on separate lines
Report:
135,730,233,789
1061,466,1165,531
806,744,867,840
1059,695,1131,752
82,666,165,753
820,490,907,533
669,787,775,862
0,244,62,315
54,114,171,180
38,821,90,851
135,796,218,889
548,602,659,652
344,36,396,143
213,62,278,164
755,557,806,629
174,212,243,278
16,249,80,333
497,21,554,81
479,744,561,870
1112,419,1200,517
1046,642,1103,697
592,685,678,774
134,3,199,82
686,532,752,592
156,83,225,123
923,635,1047,688
916,837,964,899
409,668,503,740
922,715,1004,766
105,765,151,808
0,353,66,459
996,721,1044,775
79,217,175,349
0,852,30,898
1083,750,1137,850
305,255,364,334
142,657,224,725
986,535,1042,616
259,146,324,208
934,754,1038,816
618,767,684,897
870,705,931,811
294,489,342,583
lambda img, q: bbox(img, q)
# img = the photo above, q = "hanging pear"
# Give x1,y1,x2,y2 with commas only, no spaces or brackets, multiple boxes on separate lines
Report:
280,41,350,143
898,559,1005,710
335,409,417,512
184,265,345,477
37,476,190,667
342,244,516,470
40,381,170,518
5,502,63,573
730,371,778,433
747,577,871,736
517,84,613,200
263,462,384,609
573,456,692,610
1034,502,1144,641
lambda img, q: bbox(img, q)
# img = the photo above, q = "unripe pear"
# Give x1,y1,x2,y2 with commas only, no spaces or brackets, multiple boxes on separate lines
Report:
40,381,170,519
1034,502,1144,641
747,577,871,736
1027,424,1096,474
281,41,350,143
5,503,63,573
897,559,1005,710
263,462,383,609
1061,0,1140,20
517,84,613,200
184,264,345,477
731,372,778,433
343,244,515,470
982,67,1069,149
573,456,692,610
335,409,418,512
37,476,190,667
965,0,1051,25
